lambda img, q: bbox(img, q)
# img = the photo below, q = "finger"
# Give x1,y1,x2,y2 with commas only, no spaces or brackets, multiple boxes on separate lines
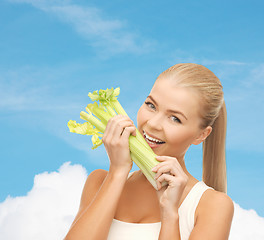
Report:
108,115,134,127
121,126,137,140
105,116,135,140
103,115,122,134
116,121,136,137
152,161,173,172
114,115,134,125
119,122,135,135
154,166,178,180
155,155,183,170
156,173,176,188
103,118,119,141
156,178,161,190
154,161,184,179
156,155,178,162
114,119,134,129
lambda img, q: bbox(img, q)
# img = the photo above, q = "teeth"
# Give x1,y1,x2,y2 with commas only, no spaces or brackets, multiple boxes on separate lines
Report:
143,131,165,144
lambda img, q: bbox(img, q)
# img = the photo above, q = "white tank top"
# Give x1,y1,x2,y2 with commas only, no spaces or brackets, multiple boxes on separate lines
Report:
107,171,213,240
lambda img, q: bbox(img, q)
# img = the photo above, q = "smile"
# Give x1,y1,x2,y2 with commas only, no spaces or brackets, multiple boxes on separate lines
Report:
143,131,165,145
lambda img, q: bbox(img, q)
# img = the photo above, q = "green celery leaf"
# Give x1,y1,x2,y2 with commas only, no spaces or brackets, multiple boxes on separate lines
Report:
88,90,100,101
91,134,103,149
67,120,99,135
88,87,120,105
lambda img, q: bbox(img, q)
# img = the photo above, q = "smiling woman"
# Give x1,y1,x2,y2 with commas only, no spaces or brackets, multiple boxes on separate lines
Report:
137,83,208,161
64,63,234,240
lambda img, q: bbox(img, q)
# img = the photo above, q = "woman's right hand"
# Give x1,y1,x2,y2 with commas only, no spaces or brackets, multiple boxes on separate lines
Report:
102,115,136,173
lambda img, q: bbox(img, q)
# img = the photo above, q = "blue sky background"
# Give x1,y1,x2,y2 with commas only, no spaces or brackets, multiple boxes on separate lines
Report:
0,0,263,218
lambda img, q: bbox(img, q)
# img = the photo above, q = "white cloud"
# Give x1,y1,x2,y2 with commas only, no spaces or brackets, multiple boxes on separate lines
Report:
229,203,264,239
0,162,263,240
0,162,87,240
7,0,153,55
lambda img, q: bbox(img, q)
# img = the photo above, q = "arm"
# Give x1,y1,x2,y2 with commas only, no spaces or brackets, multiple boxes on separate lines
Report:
65,115,136,240
153,156,234,240
158,190,234,240
158,209,181,239
64,168,130,240
189,190,234,240
152,156,188,240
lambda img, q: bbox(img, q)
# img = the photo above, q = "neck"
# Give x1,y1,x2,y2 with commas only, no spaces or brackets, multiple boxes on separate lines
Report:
177,156,197,183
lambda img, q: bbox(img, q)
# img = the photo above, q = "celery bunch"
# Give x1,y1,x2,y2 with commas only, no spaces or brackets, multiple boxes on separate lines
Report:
68,87,167,190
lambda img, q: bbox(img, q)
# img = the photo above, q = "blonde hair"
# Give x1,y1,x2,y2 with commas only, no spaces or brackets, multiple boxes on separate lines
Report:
158,63,227,193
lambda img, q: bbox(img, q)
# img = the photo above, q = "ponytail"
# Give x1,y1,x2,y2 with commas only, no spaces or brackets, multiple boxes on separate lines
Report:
202,101,227,193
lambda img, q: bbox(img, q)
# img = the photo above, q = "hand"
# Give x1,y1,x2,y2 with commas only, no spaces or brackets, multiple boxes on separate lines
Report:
102,115,136,173
152,156,188,213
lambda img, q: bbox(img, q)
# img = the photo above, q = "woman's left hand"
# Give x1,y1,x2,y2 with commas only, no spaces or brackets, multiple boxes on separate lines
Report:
152,156,188,214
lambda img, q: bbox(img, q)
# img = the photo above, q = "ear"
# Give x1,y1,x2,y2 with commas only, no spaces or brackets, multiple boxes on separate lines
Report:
192,126,212,145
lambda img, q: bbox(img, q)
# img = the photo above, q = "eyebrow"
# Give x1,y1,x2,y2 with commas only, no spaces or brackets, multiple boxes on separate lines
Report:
147,95,188,120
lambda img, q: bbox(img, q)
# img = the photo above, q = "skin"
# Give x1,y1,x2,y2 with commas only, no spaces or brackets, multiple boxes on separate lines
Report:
65,78,234,240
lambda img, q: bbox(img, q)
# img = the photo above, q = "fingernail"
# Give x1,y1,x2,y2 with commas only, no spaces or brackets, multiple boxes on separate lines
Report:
151,167,157,172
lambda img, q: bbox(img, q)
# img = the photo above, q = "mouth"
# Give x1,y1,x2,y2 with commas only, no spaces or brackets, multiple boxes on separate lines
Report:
143,131,165,147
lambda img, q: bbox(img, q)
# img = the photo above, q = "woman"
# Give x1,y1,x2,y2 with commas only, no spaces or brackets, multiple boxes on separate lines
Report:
65,63,234,240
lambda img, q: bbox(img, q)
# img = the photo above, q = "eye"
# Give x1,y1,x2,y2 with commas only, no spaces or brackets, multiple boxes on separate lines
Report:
144,101,156,110
170,115,182,124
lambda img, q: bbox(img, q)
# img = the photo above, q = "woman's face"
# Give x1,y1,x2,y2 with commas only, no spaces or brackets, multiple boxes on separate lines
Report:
137,78,209,159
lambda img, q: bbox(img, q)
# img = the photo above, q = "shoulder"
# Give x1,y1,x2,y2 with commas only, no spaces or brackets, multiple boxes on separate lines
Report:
79,169,108,209
70,169,109,226
197,188,234,219
190,189,234,239
86,169,108,183
83,169,108,193
192,188,234,238
207,189,233,210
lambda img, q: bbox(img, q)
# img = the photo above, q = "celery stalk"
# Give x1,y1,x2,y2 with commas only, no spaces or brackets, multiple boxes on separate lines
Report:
68,87,168,189
80,111,106,133
128,136,158,170
111,100,127,115
130,152,158,190
110,99,151,151
135,130,151,150
105,104,117,117
88,88,117,117
86,103,112,125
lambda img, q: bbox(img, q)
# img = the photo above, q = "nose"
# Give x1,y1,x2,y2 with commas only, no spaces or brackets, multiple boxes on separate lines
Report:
147,113,163,131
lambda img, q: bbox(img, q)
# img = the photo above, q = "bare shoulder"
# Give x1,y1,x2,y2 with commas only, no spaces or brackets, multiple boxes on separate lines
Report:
78,169,108,211
69,169,108,226
196,188,234,221
191,189,234,239
85,169,108,185
201,189,234,212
